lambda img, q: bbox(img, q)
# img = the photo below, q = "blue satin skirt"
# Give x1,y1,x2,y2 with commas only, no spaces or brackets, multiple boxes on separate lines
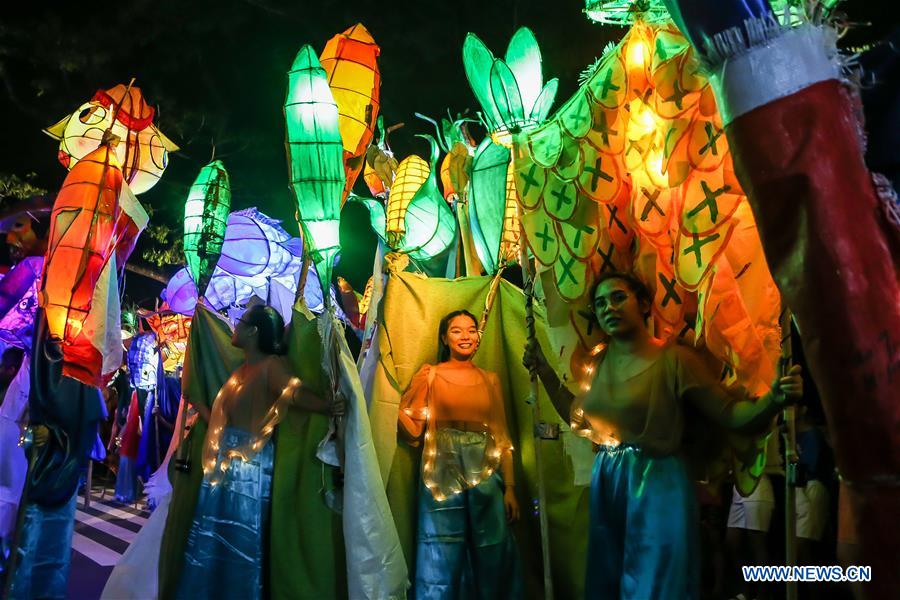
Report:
176,427,274,600
114,455,137,503
586,445,699,600
6,491,77,599
415,473,522,600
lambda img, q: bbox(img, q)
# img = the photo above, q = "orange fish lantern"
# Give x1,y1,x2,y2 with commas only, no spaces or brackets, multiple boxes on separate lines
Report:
44,84,179,195
41,137,149,386
319,24,381,203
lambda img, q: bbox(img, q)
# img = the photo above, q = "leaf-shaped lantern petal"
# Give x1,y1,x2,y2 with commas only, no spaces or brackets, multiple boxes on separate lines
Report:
504,27,543,116
284,45,344,293
182,160,231,297
468,137,511,274
463,33,504,131
531,78,560,122
402,135,457,261
319,23,381,204
489,59,526,131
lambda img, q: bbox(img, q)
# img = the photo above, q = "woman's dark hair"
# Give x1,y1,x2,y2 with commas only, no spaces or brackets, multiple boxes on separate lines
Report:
242,305,286,355
591,271,653,320
437,309,478,362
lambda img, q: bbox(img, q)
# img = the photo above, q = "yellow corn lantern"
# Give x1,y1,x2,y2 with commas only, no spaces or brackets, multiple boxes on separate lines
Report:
386,154,429,247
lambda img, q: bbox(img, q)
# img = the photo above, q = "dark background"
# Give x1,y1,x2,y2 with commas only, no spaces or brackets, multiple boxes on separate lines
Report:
0,0,893,307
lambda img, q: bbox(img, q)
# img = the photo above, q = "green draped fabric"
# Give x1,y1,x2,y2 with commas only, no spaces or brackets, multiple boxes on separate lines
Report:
158,303,346,599
368,270,591,599
158,304,240,600
271,303,345,600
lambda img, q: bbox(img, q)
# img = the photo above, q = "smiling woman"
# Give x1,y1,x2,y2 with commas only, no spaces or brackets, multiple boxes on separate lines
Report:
397,309,523,599
524,271,804,599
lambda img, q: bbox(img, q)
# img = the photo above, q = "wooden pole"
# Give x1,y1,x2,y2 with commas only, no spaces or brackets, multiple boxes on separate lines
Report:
84,460,93,509
781,307,798,600
516,202,555,600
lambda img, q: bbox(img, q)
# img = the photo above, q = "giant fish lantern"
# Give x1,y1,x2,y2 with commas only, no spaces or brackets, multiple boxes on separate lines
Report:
44,84,179,195
41,138,149,387
319,23,381,203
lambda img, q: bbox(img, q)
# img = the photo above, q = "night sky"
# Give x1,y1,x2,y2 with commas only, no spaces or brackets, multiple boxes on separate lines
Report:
0,0,889,306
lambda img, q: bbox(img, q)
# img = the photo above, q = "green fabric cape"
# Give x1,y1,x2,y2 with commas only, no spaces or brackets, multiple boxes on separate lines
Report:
367,270,591,599
157,303,345,599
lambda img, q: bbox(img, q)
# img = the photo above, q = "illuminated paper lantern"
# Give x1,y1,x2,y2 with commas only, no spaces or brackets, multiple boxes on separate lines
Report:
284,45,344,293
463,28,558,146
182,160,231,295
216,208,303,284
512,21,780,397
0,256,42,351
386,154,429,247
468,138,512,274
320,23,381,203
127,332,159,391
144,307,191,372
41,141,149,386
583,0,669,25
44,84,178,195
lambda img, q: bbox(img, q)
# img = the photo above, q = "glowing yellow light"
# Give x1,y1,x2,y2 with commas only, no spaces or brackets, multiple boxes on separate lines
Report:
626,38,648,72
490,129,514,148
633,104,657,136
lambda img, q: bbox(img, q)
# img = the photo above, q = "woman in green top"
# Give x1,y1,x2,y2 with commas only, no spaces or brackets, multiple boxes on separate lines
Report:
524,272,802,599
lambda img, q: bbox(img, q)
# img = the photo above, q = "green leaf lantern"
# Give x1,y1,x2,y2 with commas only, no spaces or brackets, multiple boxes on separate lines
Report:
463,27,558,147
468,138,512,274
284,44,344,294
400,135,457,262
182,160,231,296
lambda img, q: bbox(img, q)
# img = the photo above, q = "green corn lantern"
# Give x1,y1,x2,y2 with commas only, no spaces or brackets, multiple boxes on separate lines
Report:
463,27,558,147
183,160,231,296
284,44,344,295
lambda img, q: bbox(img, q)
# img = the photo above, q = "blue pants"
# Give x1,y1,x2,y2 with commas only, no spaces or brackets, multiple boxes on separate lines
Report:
7,491,78,599
586,446,699,600
415,473,522,600
176,428,274,600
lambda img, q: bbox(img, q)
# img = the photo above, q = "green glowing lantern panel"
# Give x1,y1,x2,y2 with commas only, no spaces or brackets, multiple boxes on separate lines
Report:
463,28,558,142
401,135,456,262
468,138,512,275
284,44,344,291
183,160,231,296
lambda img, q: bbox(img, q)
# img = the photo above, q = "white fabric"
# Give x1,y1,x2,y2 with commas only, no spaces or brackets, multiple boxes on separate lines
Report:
100,492,170,600
325,311,409,599
796,479,829,541
728,474,775,532
101,398,188,600
710,24,840,125
0,359,30,540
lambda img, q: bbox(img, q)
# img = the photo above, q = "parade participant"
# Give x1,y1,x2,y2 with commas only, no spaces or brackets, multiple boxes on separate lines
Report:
524,272,802,599
399,309,522,599
174,305,337,599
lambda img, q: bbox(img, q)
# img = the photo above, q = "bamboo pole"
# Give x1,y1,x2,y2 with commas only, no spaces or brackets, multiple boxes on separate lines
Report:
781,307,798,600
516,202,555,600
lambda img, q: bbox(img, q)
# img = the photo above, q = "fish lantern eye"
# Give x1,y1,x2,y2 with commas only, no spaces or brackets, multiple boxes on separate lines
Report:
78,105,107,126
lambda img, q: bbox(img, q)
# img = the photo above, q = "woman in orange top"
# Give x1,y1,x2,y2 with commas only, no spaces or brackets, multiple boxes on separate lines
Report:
399,309,522,599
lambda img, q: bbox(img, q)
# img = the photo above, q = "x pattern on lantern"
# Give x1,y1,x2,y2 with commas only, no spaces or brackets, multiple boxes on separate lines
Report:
512,22,781,396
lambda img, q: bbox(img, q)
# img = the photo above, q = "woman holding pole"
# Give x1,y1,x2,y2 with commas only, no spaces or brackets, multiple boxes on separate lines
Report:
523,272,803,599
